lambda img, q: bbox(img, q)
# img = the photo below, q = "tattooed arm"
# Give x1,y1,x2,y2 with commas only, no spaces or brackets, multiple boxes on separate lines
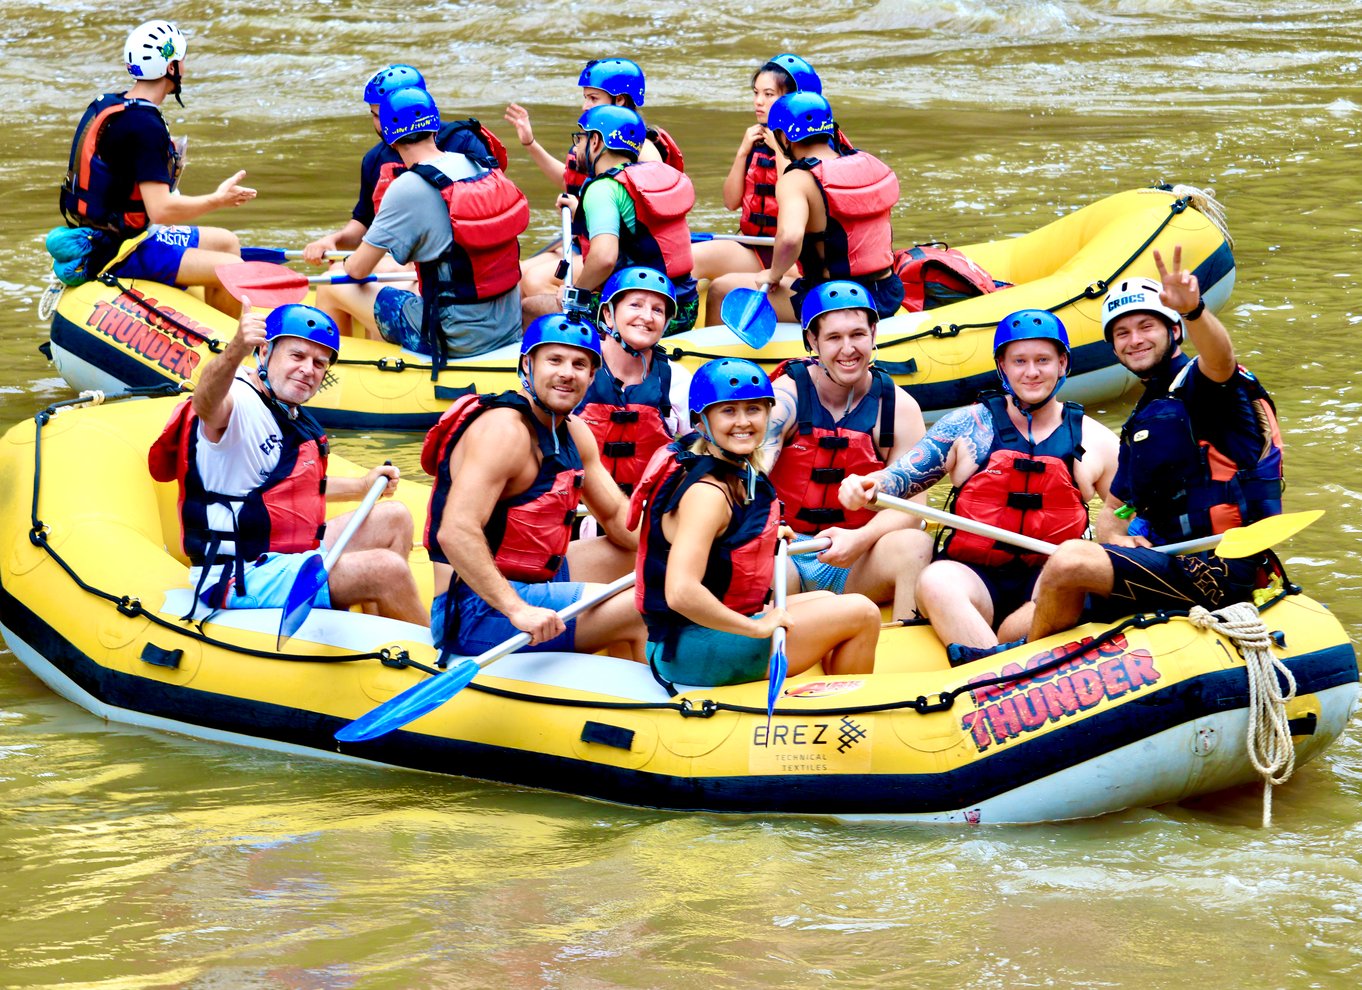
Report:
761,378,799,462
839,403,995,510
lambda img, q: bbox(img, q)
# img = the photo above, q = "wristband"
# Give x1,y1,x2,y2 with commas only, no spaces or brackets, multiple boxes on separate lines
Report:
1114,504,1136,520
1180,299,1205,321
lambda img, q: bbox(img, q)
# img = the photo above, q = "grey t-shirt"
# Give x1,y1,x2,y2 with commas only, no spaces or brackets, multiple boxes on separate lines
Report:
363,151,481,264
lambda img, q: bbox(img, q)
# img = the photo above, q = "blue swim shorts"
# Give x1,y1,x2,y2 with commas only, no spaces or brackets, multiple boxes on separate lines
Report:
954,558,1041,626
443,564,585,657
200,550,330,611
646,620,772,687
109,225,200,284
791,550,851,594
373,285,521,358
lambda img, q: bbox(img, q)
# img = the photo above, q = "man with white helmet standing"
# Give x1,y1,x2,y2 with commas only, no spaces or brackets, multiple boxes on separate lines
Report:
1026,247,1285,641
60,20,256,314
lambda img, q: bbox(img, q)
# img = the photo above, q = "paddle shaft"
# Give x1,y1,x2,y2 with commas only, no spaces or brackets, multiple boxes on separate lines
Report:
464,572,635,673
874,492,1258,557
692,232,775,247
875,492,1059,555
322,471,391,568
772,537,789,655
241,246,351,263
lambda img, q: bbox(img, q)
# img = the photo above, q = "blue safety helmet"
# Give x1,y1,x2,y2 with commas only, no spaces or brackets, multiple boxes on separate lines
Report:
767,91,836,144
599,266,677,323
799,280,878,348
577,105,646,157
689,358,775,422
263,304,340,363
363,64,426,105
993,309,1070,410
375,86,440,144
579,58,646,106
767,54,822,94
521,313,603,371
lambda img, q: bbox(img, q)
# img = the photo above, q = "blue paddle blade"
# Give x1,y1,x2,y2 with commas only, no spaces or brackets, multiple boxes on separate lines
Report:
720,288,777,349
765,643,787,729
277,553,327,649
334,658,479,743
240,246,289,264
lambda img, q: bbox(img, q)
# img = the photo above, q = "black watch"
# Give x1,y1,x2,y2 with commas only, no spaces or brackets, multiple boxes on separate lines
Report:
1180,299,1206,321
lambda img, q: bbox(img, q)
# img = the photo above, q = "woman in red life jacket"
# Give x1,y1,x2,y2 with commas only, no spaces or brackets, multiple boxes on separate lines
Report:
575,267,693,499
631,358,879,688
692,54,833,282
508,57,685,310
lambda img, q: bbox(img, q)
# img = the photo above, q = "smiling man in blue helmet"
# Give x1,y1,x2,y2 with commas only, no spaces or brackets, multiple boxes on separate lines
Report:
764,280,933,622
421,315,645,663
148,299,424,624
302,63,507,269
1026,247,1286,642
839,309,1119,665
59,20,255,315
318,86,529,361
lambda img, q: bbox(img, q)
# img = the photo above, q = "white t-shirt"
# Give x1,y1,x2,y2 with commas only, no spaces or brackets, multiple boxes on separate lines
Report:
663,361,693,436
187,377,302,586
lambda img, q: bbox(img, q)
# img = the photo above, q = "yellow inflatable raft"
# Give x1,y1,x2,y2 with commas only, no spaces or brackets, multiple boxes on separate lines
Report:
0,394,1353,822
44,186,1235,430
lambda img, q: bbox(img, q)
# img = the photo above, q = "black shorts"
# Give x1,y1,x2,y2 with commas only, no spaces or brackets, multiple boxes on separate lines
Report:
958,559,1041,628
1086,545,1262,621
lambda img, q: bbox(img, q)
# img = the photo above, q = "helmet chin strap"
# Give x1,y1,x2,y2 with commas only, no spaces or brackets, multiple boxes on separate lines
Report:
255,344,299,419
601,303,648,359
168,62,184,107
520,355,563,455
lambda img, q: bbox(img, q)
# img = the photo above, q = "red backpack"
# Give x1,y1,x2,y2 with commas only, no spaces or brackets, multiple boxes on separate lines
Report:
893,242,1010,312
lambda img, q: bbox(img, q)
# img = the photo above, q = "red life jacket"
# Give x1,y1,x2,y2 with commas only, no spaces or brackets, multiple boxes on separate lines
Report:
739,142,779,237
646,125,685,173
60,94,182,236
148,386,328,603
892,243,1008,313
767,359,897,534
738,128,855,238
408,161,529,307
575,349,675,494
629,445,778,624
587,162,696,278
372,119,508,216
422,392,584,583
789,152,899,280
943,394,1090,569
1119,357,1284,542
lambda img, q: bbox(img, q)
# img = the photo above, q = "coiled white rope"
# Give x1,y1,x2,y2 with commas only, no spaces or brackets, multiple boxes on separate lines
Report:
1168,183,1234,249
1188,601,1296,827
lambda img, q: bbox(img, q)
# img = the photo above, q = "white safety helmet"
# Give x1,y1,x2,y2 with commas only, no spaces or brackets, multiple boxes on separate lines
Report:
1100,276,1182,342
125,20,188,81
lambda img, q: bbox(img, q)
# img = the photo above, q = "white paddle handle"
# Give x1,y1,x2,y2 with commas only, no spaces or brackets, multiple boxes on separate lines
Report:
321,472,390,568
875,491,1059,556
771,537,789,656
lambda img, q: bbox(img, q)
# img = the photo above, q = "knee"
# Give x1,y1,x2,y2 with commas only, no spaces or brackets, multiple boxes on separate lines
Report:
1040,541,1101,588
372,501,414,547
880,527,933,564
914,564,954,611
